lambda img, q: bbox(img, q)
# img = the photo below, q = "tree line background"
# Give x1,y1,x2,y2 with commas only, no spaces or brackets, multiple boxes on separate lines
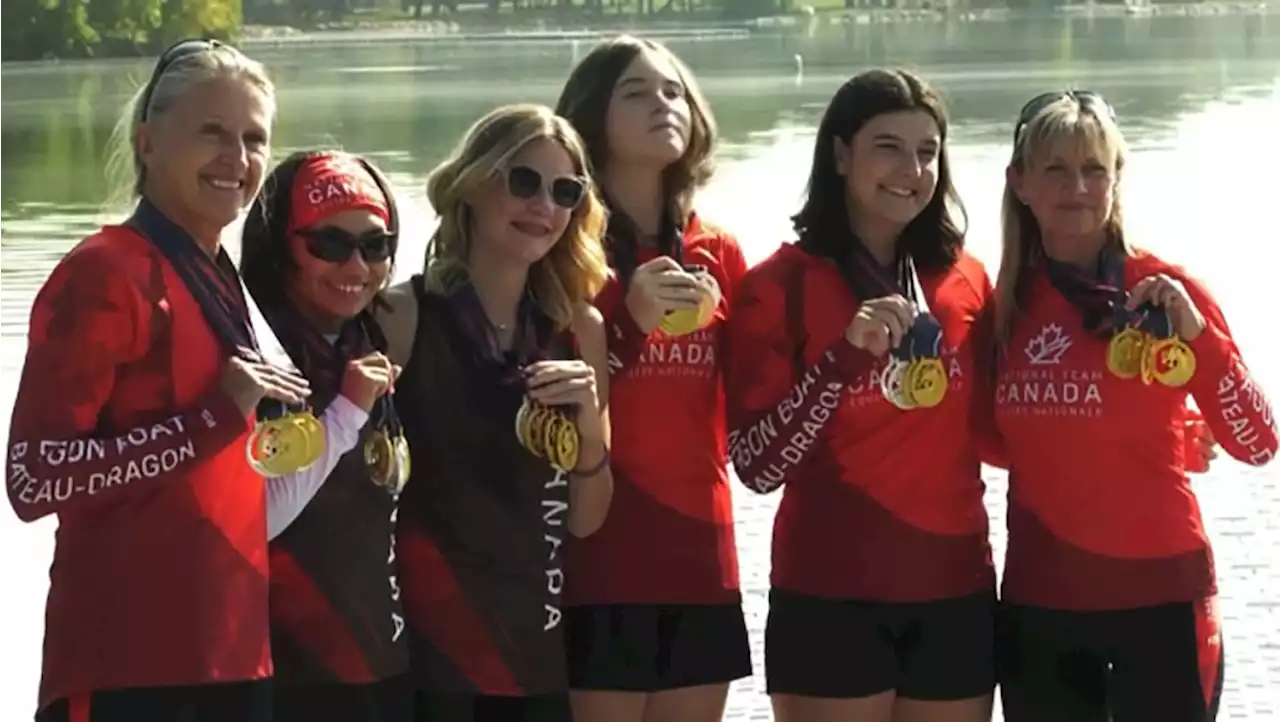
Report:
2,0,833,61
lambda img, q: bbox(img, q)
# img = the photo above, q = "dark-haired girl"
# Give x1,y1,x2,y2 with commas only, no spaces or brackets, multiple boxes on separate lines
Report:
555,35,753,722
241,150,411,722
725,69,997,722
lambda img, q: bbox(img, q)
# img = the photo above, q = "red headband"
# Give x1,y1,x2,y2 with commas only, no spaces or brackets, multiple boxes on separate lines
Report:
288,153,391,235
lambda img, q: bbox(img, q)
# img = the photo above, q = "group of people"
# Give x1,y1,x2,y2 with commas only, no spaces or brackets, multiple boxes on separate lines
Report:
4,31,1275,722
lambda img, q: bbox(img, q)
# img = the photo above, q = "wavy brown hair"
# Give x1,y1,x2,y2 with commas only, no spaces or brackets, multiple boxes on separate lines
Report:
423,103,610,331
555,35,716,283
995,95,1130,345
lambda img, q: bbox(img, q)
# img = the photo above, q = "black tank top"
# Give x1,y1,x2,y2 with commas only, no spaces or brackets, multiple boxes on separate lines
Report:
266,314,409,685
394,274,574,696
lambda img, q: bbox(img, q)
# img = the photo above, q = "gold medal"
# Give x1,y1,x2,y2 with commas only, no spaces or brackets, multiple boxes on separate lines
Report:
542,412,564,469
1151,337,1197,388
364,428,397,488
904,357,948,409
879,358,916,411
1139,335,1158,385
549,415,580,472
390,434,411,494
246,414,316,477
658,270,721,337
514,396,533,449
1106,327,1145,380
527,406,551,458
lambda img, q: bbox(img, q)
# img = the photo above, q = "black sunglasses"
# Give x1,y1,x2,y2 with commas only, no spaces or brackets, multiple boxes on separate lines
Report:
298,227,395,264
1013,89,1117,141
141,38,225,121
505,165,587,210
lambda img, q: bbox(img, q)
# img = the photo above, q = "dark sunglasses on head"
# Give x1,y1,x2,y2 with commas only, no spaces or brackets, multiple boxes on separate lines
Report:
141,38,225,121
505,165,587,210
1013,89,1117,141
298,227,395,264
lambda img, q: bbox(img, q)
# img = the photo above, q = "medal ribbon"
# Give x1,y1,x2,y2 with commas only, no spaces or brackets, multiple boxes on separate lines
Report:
1045,245,1173,339
842,235,942,361
130,199,301,419
444,283,556,388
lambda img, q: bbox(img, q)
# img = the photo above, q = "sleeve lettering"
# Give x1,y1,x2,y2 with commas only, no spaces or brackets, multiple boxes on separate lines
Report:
1183,277,1277,467
5,247,247,522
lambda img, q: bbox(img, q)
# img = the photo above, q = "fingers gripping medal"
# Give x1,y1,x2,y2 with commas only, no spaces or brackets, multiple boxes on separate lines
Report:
659,265,721,337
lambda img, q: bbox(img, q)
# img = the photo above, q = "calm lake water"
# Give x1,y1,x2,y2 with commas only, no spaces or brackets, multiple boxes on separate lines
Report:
2,14,1278,720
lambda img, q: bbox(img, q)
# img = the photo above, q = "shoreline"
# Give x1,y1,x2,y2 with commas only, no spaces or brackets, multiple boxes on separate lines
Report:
1,2,1272,65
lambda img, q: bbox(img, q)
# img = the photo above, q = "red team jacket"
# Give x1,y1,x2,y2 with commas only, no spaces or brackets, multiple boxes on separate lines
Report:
563,214,749,606
995,251,1277,610
5,226,271,709
725,243,996,602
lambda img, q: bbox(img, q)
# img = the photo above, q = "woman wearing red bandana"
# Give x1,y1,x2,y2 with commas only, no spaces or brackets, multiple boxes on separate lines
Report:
4,40,308,721
375,104,614,722
992,90,1277,722
554,37,753,722
241,151,410,722
724,70,997,722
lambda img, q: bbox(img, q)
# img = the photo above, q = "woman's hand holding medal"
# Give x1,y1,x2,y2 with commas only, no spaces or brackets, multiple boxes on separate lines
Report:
625,256,706,333
845,294,918,358
227,348,326,479
222,350,311,417
515,360,600,473
340,352,401,412
1105,274,1204,388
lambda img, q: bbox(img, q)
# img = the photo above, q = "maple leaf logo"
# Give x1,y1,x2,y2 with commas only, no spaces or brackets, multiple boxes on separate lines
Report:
1025,323,1073,365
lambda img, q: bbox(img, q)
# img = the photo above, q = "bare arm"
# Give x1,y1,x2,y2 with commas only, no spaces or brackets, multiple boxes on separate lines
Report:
567,304,613,539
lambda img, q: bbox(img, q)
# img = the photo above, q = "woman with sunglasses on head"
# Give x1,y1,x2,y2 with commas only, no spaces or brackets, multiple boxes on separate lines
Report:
553,35,753,722
240,150,413,722
4,39,307,721
724,69,999,722
993,90,1276,722
374,103,613,722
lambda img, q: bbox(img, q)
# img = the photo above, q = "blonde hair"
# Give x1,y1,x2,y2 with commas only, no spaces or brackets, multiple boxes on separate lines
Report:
994,95,1130,345
104,43,275,211
423,103,610,331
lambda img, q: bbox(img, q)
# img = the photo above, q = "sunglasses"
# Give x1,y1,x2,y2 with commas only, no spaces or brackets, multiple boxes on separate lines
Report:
141,38,225,121
1013,89,1116,141
298,227,395,264
505,165,587,210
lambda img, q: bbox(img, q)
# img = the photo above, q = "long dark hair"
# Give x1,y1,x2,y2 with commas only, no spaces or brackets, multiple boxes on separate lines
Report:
555,35,716,286
793,68,965,275
240,150,401,312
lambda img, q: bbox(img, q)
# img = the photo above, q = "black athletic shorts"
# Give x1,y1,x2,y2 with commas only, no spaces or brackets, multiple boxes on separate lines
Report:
997,599,1225,722
35,679,272,722
414,691,570,722
765,587,996,700
274,673,413,722
564,603,753,691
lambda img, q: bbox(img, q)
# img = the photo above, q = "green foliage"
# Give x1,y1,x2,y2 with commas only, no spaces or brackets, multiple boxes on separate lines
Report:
2,0,242,61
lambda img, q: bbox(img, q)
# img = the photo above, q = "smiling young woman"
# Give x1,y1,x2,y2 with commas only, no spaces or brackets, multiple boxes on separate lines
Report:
5,39,310,722
724,69,998,722
240,150,412,722
374,104,614,722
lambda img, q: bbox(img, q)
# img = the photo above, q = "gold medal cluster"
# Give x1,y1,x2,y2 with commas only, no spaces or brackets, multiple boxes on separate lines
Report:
247,410,325,477
659,266,721,337
880,356,948,410
515,397,581,473
363,428,411,495
1106,326,1197,387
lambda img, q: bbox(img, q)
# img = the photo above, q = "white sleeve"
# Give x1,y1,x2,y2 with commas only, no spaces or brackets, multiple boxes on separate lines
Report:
266,394,369,540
